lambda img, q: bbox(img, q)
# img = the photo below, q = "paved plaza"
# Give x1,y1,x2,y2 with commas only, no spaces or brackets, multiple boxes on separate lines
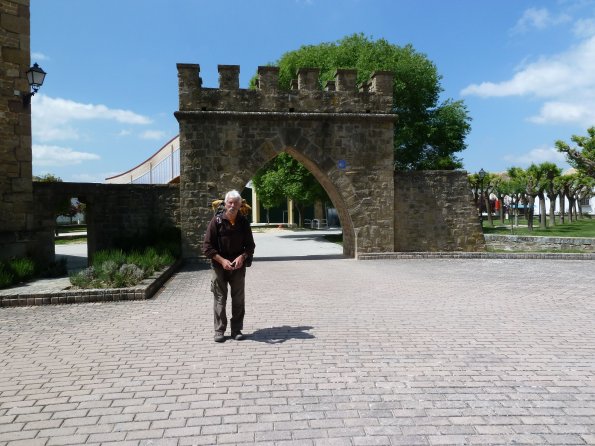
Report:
1,243,595,445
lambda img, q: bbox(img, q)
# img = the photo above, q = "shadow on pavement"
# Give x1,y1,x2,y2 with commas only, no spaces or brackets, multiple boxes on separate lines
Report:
249,325,315,344
254,254,347,262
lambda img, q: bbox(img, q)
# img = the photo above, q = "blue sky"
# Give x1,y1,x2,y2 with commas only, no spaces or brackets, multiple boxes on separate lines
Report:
30,0,595,182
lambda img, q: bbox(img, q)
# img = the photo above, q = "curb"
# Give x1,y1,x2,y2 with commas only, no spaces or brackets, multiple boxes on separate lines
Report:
358,252,595,260
0,259,183,307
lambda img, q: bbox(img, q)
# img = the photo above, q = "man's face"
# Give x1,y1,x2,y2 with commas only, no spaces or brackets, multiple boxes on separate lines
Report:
225,197,241,215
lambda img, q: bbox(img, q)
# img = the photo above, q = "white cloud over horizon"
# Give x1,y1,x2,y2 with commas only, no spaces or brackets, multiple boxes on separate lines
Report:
32,94,152,142
503,145,568,167
140,130,167,140
31,51,49,61
462,28,595,127
33,144,100,167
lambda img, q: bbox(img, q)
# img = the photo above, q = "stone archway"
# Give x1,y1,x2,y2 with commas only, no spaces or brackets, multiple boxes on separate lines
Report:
175,64,397,260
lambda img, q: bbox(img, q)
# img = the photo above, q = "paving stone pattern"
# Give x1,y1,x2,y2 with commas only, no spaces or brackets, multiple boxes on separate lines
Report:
1,258,594,446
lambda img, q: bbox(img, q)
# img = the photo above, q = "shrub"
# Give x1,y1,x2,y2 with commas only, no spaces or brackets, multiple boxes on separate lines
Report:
69,266,98,289
10,258,35,282
0,264,14,289
69,246,175,289
0,258,36,289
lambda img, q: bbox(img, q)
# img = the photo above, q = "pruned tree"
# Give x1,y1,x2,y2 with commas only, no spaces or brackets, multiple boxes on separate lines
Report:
556,127,595,178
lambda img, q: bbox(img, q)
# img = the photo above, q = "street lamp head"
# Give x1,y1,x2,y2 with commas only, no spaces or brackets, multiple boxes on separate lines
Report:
478,168,486,180
23,63,47,106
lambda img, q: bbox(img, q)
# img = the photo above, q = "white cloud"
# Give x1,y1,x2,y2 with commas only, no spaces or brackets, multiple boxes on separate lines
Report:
503,146,567,166
140,130,167,140
33,144,100,167
573,17,595,37
529,101,595,124
511,7,571,33
31,52,49,61
70,173,108,183
461,34,595,126
32,94,152,142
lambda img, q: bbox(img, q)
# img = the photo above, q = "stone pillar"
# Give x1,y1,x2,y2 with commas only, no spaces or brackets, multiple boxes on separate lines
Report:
297,68,320,91
257,66,279,92
287,199,294,227
0,0,36,261
335,69,357,92
251,188,260,224
177,63,200,110
218,65,240,90
369,71,393,96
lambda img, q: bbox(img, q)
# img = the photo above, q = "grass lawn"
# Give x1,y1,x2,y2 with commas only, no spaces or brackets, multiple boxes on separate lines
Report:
483,216,595,237
55,236,87,245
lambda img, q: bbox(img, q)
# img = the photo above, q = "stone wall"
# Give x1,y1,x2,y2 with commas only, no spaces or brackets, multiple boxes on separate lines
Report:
394,171,485,252
33,183,180,264
485,234,595,253
176,64,396,260
0,0,35,260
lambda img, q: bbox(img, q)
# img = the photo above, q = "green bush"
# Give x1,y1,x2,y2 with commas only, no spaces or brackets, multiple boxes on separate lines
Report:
0,264,14,289
0,258,36,289
70,247,175,289
10,258,35,282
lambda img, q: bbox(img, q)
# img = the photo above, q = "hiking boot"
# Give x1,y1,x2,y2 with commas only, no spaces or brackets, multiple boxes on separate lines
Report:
214,333,225,343
231,331,245,341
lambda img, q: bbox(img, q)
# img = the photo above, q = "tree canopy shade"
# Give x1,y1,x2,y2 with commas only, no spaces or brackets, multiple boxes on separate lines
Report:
252,153,329,227
556,126,595,178
259,34,472,170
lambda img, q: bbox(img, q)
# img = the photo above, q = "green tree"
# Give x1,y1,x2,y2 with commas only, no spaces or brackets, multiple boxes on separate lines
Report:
252,153,328,227
33,173,62,182
266,34,471,170
538,162,563,227
507,167,529,225
251,163,285,224
556,127,595,178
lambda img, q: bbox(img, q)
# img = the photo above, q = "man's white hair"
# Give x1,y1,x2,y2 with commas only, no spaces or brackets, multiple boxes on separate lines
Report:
225,190,242,202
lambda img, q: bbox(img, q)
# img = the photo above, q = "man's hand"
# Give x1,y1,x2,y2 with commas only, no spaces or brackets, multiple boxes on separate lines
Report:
232,255,245,269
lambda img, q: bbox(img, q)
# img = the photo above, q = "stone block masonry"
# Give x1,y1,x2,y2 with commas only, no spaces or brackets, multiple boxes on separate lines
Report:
176,64,397,260
0,0,36,260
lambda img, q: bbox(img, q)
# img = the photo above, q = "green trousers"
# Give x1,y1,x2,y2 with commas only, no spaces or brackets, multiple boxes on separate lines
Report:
211,266,246,334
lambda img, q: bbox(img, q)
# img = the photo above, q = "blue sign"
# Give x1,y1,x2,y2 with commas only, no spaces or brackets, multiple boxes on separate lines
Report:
337,159,347,170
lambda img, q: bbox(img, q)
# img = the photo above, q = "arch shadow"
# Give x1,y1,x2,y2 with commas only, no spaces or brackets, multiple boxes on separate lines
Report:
248,325,315,344
254,255,346,262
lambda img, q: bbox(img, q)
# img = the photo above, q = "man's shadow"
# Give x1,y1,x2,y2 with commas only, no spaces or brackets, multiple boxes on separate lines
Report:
249,325,315,344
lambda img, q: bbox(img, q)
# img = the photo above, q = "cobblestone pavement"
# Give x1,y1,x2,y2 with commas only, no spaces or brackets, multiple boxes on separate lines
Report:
1,258,594,446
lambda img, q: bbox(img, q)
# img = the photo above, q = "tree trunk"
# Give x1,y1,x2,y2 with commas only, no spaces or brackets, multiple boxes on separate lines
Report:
559,194,566,224
548,193,557,227
538,193,547,229
527,196,535,230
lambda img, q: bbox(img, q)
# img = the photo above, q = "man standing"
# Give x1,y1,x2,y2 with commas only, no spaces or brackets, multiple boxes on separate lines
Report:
203,190,255,343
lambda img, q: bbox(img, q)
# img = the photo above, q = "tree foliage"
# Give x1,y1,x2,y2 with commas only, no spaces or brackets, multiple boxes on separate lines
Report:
252,153,328,226
33,173,62,182
262,33,471,170
556,127,595,178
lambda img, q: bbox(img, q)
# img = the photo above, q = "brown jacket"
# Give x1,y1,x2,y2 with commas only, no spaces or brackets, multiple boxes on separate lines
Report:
203,213,255,268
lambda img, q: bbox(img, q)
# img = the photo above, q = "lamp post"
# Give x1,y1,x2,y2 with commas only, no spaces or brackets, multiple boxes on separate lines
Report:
478,168,486,226
22,63,47,106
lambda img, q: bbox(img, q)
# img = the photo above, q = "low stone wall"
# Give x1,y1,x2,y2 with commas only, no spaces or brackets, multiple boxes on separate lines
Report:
394,171,485,252
0,260,184,307
485,234,595,253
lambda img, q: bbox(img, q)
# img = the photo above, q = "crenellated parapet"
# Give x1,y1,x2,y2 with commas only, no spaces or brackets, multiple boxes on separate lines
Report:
177,64,394,114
